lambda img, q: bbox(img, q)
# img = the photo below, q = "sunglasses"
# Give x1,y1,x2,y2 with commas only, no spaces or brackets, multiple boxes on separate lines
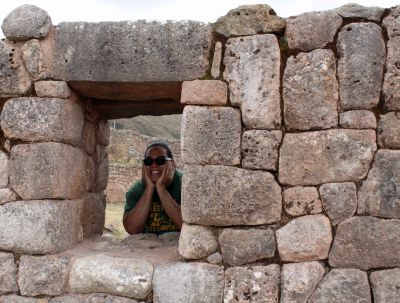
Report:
143,156,172,166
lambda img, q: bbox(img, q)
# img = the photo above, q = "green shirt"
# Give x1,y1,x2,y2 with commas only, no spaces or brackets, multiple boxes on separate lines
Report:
124,170,182,235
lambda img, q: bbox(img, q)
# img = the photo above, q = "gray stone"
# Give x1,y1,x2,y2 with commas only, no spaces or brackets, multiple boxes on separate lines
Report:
335,3,385,21
82,121,96,155
329,216,400,270
211,41,222,79
51,21,211,82
207,252,223,265
10,143,86,200
0,252,18,295
0,296,45,303
357,150,400,218
339,110,377,129
84,155,96,192
34,81,71,98
309,269,371,303
279,129,376,186
281,261,325,303
179,224,218,259
181,80,227,105
283,49,338,131
182,165,282,226
0,200,81,254
370,268,400,303
283,187,322,217
319,182,357,226
224,265,280,303
1,5,52,40
224,34,281,129
285,11,342,51
0,41,31,97
378,112,400,148
95,145,109,192
97,119,110,146
214,5,285,37
87,294,142,303
1,97,84,146
18,255,69,296
0,189,17,205
276,214,332,262
78,193,105,237
49,295,85,303
0,151,9,189
153,262,224,303
337,23,385,110
219,228,275,266
21,39,47,80
69,255,153,300
181,106,241,165
241,130,281,171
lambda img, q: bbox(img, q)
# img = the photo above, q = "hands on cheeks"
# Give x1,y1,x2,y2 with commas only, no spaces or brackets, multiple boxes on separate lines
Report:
156,161,175,189
142,165,155,189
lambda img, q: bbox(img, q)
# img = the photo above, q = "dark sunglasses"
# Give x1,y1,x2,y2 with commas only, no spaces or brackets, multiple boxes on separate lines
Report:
143,156,172,166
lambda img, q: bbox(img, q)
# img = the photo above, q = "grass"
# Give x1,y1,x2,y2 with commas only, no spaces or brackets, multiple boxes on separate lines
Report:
105,203,128,239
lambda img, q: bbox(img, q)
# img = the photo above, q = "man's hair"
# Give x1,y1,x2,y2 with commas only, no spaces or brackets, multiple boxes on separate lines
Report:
144,142,173,159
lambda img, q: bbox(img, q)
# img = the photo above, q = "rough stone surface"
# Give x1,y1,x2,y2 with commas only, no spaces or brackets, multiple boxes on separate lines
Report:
21,39,47,80
357,150,400,218
34,81,71,98
329,216,400,270
214,4,285,37
0,252,18,295
179,224,218,259
78,193,105,237
181,80,227,105
281,261,325,303
153,262,224,303
339,110,377,129
69,255,153,299
207,252,223,265
1,5,52,40
383,8,400,110
0,189,17,205
18,255,69,296
82,121,96,155
378,112,400,148
337,23,385,110
0,152,9,189
279,129,376,186
335,3,385,21
241,130,282,171
224,34,281,129
0,296,45,303
95,145,109,192
84,156,96,193
181,106,241,165
309,269,371,303
283,49,338,131
285,11,342,51
283,187,322,217
10,143,86,200
276,215,332,262
97,119,110,146
182,165,282,226
51,21,212,82
219,228,276,266
211,41,222,78
320,182,357,225
224,265,280,303
1,97,84,146
0,200,81,254
370,268,400,303
49,294,141,303
0,41,31,97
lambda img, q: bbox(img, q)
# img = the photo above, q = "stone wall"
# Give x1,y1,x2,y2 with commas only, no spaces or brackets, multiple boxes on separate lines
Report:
0,3,400,303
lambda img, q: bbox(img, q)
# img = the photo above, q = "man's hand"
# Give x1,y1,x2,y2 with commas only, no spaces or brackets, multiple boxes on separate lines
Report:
142,165,155,189
156,161,175,189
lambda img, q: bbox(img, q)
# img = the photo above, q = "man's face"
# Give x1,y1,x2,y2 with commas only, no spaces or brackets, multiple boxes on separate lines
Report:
144,146,174,183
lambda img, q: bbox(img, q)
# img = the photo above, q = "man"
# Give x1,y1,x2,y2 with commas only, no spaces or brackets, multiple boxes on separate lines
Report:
123,142,183,235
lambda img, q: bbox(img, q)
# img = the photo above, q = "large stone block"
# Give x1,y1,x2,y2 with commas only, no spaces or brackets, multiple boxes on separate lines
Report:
153,262,224,303
181,106,241,165
0,151,9,189
211,41,222,78
0,189,17,205
219,228,276,266
358,150,400,218
283,49,338,131
285,11,342,51
337,23,385,110
34,81,71,98
1,97,84,146
10,143,86,200
82,121,96,155
0,295,45,303
283,187,322,217
181,80,227,105
224,34,281,129
78,193,105,237
309,269,371,303
182,165,282,226
276,215,332,262
224,265,280,303
378,112,400,148
51,21,211,82
0,200,82,254
329,216,400,270
281,261,325,303
334,3,385,21
279,130,376,186
94,145,109,192
21,39,47,80
179,224,218,260
339,110,377,129
0,252,18,295
69,255,153,300
96,119,110,146
18,255,69,296
370,268,400,303
49,294,140,303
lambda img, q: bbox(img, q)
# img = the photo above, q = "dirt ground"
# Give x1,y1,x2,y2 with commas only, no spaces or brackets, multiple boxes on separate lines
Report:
105,203,128,239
